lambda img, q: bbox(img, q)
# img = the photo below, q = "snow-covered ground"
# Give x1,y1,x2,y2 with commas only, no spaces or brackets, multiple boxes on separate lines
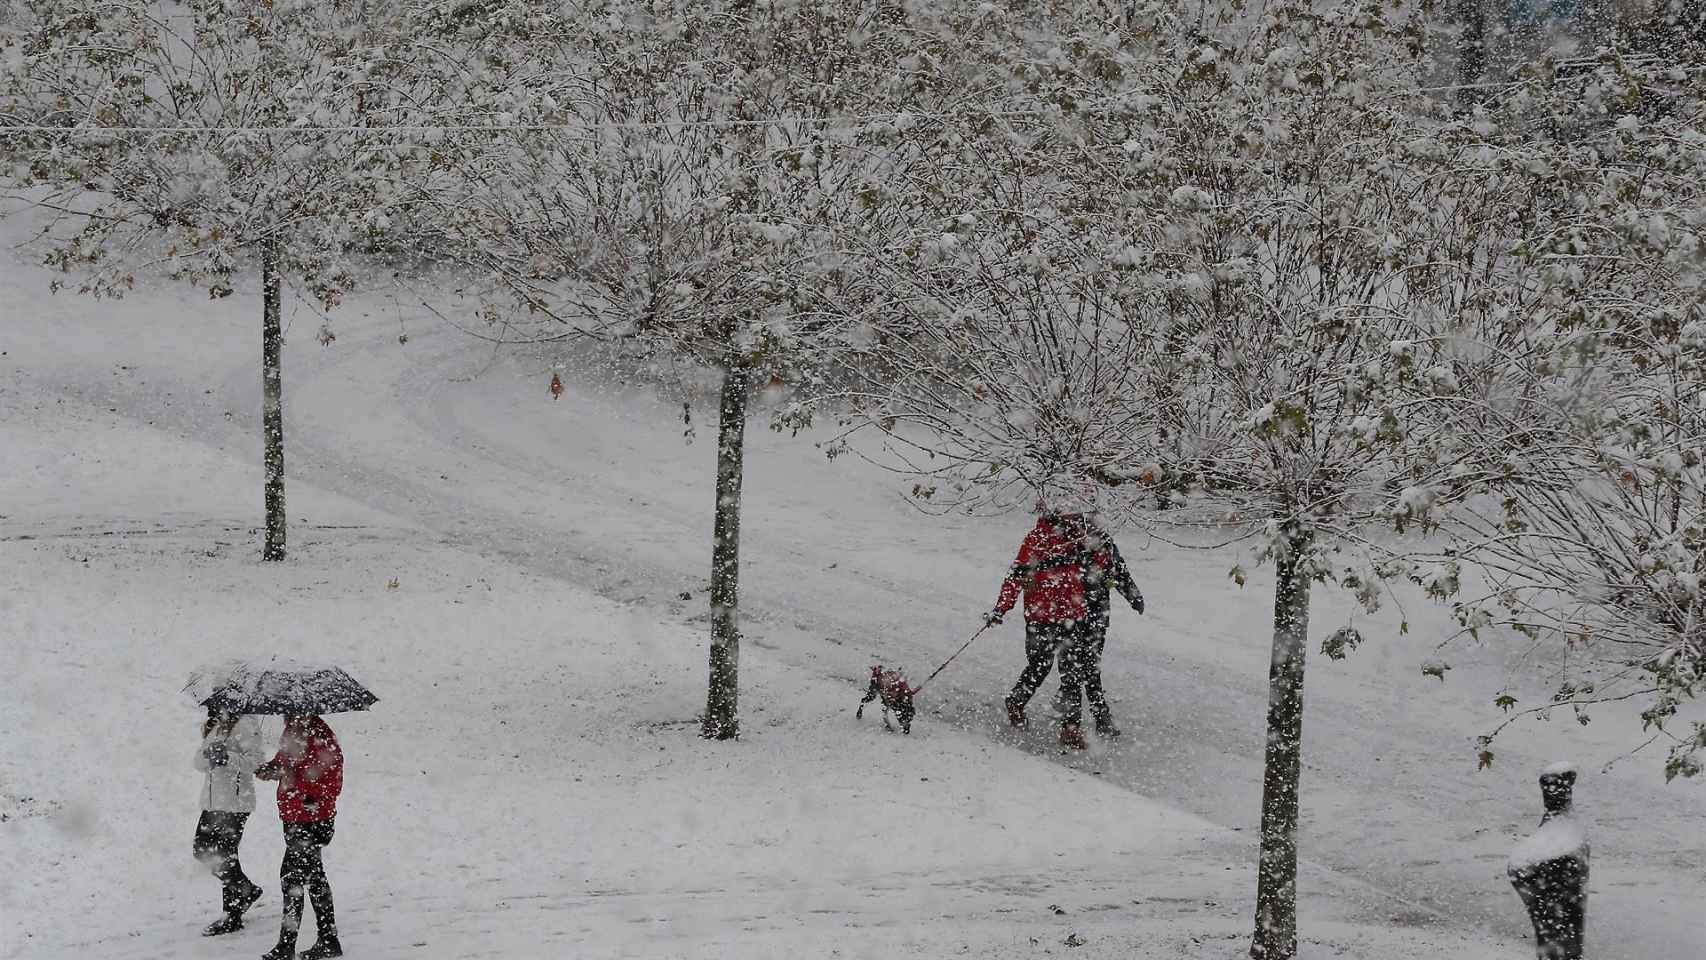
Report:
0,485,1508,960
2,211,1701,958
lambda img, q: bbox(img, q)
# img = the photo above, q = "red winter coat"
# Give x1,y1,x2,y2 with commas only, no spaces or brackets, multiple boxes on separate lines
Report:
261,716,343,824
993,514,1092,624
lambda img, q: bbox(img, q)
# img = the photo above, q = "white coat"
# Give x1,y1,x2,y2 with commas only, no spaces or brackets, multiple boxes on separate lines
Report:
194,716,266,813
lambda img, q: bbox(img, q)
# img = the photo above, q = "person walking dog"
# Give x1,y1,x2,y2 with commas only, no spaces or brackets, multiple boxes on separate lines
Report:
989,496,1099,749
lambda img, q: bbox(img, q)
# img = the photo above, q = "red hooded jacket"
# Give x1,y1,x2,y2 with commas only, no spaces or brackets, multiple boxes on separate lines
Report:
993,514,1093,624
261,716,343,824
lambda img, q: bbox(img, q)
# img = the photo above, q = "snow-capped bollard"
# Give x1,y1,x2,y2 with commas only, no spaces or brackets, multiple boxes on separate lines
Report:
1508,762,1589,960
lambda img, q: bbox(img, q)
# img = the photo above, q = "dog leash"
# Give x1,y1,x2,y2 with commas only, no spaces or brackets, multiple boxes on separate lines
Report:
911,622,993,695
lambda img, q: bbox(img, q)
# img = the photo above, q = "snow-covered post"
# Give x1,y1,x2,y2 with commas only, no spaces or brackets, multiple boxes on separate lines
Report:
1508,762,1589,960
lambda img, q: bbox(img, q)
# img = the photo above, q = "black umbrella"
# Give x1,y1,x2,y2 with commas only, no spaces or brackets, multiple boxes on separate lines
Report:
186,660,378,715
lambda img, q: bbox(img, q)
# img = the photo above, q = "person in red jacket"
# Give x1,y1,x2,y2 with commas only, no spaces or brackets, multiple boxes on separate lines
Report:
988,506,1098,749
255,714,344,960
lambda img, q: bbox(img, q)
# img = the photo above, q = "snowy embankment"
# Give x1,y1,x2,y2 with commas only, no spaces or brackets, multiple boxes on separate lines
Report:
2,210,1699,957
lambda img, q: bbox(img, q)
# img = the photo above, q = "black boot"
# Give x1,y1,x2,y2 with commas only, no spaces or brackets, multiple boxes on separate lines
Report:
231,881,264,917
300,874,339,959
1004,697,1026,727
260,944,295,960
1093,712,1122,738
202,914,244,936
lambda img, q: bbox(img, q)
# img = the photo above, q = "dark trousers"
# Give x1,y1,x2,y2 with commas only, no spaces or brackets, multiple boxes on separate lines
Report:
277,819,337,948
1058,613,1113,728
193,811,254,916
1008,620,1093,723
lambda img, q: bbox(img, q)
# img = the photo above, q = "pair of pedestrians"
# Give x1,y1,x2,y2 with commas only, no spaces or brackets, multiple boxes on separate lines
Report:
988,503,1145,749
193,708,345,960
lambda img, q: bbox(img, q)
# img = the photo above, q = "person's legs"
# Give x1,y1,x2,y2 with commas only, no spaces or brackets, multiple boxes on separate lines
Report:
1091,644,1119,736
193,811,223,876
210,813,258,915
267,825,313,957
267,819,341,957
1056,631,1086,728
300,820,339,957
196,812,258,935
1055,621,1097,748
1084,622,1117,734
1007,622,1066,723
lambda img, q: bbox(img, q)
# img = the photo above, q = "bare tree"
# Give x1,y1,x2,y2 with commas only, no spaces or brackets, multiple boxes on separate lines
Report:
407,0,923,739
828,4,1562,957
1,0,413,560
1433,49,1706,781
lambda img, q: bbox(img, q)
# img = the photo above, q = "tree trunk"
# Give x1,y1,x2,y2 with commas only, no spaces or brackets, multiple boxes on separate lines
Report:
1455,0,1488,102
701,357,749,740
1250,529,1313,960
260,235,287,562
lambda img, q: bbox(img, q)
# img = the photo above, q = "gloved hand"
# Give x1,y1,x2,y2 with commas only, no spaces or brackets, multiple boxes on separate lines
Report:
1131,591,1145,615
204,741,230,766
984,610,1005,627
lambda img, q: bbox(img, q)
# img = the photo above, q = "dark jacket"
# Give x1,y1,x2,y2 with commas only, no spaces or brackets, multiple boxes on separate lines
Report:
1082,527,1143,627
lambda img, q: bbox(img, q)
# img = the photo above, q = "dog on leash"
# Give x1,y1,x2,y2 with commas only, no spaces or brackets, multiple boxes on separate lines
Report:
856,665,917,734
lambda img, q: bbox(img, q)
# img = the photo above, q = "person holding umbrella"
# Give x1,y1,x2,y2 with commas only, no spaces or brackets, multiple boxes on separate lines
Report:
193,705,266,936
185,660,374,960
256,714,345,960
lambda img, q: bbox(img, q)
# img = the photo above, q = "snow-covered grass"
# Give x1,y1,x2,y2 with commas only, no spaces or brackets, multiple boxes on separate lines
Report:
2,205,1701,958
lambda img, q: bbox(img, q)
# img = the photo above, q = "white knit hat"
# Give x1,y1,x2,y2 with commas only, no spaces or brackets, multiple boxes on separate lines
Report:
1035,474,1098,516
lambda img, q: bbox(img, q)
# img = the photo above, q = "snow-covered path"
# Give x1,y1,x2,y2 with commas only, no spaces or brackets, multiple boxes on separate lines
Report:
4,251,1701,958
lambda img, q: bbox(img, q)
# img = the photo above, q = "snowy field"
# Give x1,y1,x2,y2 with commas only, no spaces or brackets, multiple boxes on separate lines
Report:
2,216,1702,958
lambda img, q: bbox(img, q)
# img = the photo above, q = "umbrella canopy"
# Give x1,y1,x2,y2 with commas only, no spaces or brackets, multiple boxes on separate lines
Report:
185,659,378,715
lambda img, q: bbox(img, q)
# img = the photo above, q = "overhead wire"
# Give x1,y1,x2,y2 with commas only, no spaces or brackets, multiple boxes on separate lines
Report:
1,60,1700,137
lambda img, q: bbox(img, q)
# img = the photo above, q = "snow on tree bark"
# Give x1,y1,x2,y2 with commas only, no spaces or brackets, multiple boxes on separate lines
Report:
702,353,749,741
261,233,286,562
1252,528,1311,960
